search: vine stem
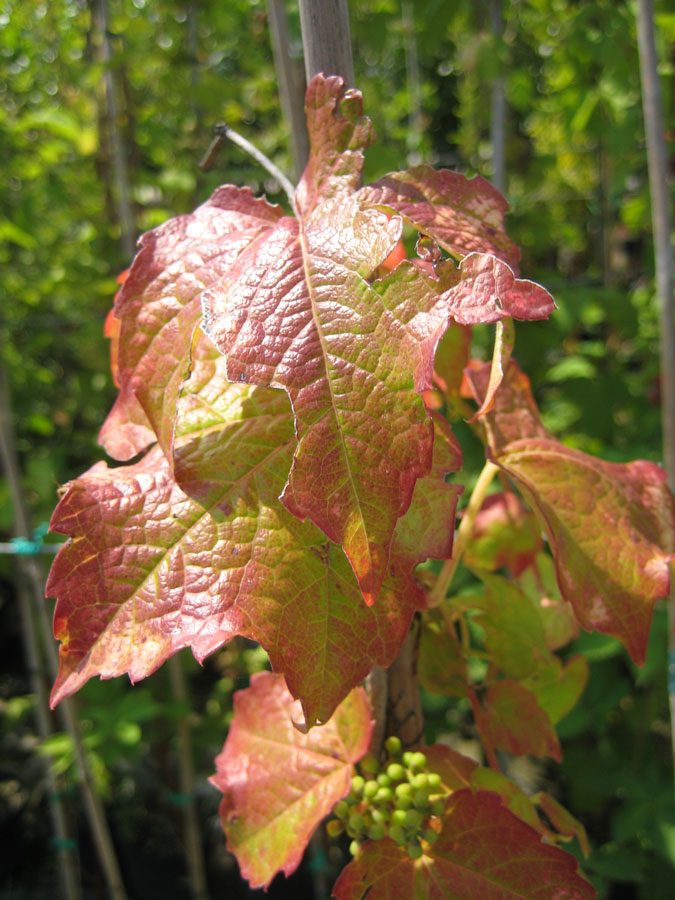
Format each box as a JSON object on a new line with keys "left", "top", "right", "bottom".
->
{"left": 428, "top": 459, "right": 499, "bottom": 608}
{"left": 200, "top": 124, "right": 297, "bottom": 214}
{"left": 467, "top": 688, "right": 501, "bottom": 772}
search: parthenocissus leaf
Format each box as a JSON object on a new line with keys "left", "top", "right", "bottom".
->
{"left": 199, "top": 74, "right": 553, "bottom": 603}
{"left": 332, "top": 787, "right": 595, "bottom": 900}
{"left": 48, "top": 333, "right": 461, "bottom": 725}
{"left": 467, "top": 360, "right": 675, "bottom": 664}
{"left": 210, "top": 672, "right": 372, "bottom": 890}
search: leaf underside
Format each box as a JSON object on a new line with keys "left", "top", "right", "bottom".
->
{"left": 467, "top": 360, "right": 674, "bottom": 664}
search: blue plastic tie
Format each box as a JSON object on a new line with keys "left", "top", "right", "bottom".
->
{"left": 11, "top": 522, "right": 49, "bottom": 555}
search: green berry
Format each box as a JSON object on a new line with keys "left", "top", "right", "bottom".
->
{"left": 404, "top": 809, "right": 422, "bottom": 829}
{"left": 374, "top": 787, "right": 393, "bottom": 804}
{"left": 368, "top": 823, "right": 386, "bottom": 840}
{"left": 423, "top": 828, "right": 439, "bottom": 844}
{"left": 348, "top": 812, "right": 365, "bottom": 833}
{"left": 410, "top": 752, "right": 427, "bottom": 771}
{"left": 351, "top": 775, "right": 365, "bottom": 795}
{"left": 388, "top": 824, "right": 406, "bottom": 845}
{"left": 430, "top": 798, "right": 445, "bottom": 817}
{"left": 326, "top": 819, "right": 344, "bottom": 837}
{"left": 411, "top": 773, "right": 429, "bottom": 790}
{"left": 407, "top": 842, "right": 423, "bottom": 860}
{"left": 413, "top": 789, "right": 431, "bottom": 809}
{"left": 349, "top": 839, "right": 361, "bottom": 857}
{"left": 395, "top": 782, "right": 412, "bottom": 799}
{"left": 360, "top": 755, "right": 379, "bottom": 775}
{"left": 363, "top": 779, "right": 379, "bottom": 798}
{"left": 333, "top": 800, "right": 349, "bottom": 819}
{"left": 371, "top": 807, "right": 387, "bottom": 824}
{"left": 385, "top": 736, "right": 402, "bottom": 756}
{"left": 402, "top": 751, "right": 415, "bottom": 767}
{"left": 391, "top": 809, "right": 407, "bottom": 826}
{"left": 386, "top": 762, "right": 405, "bottom": 782}
{"left": 376, "top": 773, "right": 392, "bottom": 787}
{"left": 427, "top": 773, "right": 442, "bottom": 790}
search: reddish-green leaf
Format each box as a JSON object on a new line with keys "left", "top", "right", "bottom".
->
{"left": 99, "top": 187, "right": 283, "bottom": 461}
{"left": 467, "top": 361, "right": 675, "bottom": 664}
{"left": 210, "top": 672, "right": 372, "bottom": 889}
{"left": 333, "top": 788, "right": 595, "bottom": 900}
{"left": 516, "top": 553, "right": 579, "bottom": 651}
{"left": 199, "top": 76, "right": 553, "bottom": 603}
{"left": 49, "top": 333, "right": 460, "bottom": 725}
{"left": 463, "top": 491, "right": 543, "bottom": 576}
{"left": 470, "top": 768, "right": 544, "bottom": 835}
{"left": 358, "top": 166, "right": 520, "bottom": 268}
{"left": 424, "top": 744, "right": 477, "bottom": 791}
{"left": 535, "top": 792, "right": 591, "bottom": 858}
{"left": 476, "top": 680, "right": 562, "bottom": 762}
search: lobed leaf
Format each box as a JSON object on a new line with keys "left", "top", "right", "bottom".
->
{"left": 333, "top": 788, "right": 595, "bottom": 900}
{"left": 358, "top": 165, "right": 521, "bottom": 268}
{"left": 467, "top": 360, "right": 675, "bottom": 664}
{"left": 99, "top": 185, "right": 283, "bottom": 460}
{"left": 199, "top": 76, "right": 552, "bottom": 603}
{"left": 210, "top": 672, "right": 372, "bottom": 890}
{"left": 49, "top": 333, "right": 460, "bottom": 725}
{"left": 476, "top": 680, "right": 562, "bottom": 762}
{"left": 463, "top": 573, "right": 555, "bottom": 680}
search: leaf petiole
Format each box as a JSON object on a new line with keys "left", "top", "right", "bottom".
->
{"left": 427, "top": 459, "right": 499, "bottom": 608}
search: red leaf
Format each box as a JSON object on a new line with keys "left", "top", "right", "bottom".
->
{"left": 333, "top": 789, "right": 595, "bottom": 900}
{"left": 210, "top": 672, "right": 372, "bottom": 890}
{"left": 358, "top": 165, "right": 521, "bottom": 268}
{"left": 48, "top": 334, "right": 460, "bottom": 725}
{"left": 199, "top": 76, "right": 551, "bottom": 604}
{"left": 476, "top": 680, "right": 562, "bottom": 762}
{"left": 467, "top": 360, "right": 675, "bottom": 664}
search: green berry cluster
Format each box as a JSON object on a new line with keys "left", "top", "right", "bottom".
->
{"left": 327, "top": 736, "right": 446, "bottom": 860}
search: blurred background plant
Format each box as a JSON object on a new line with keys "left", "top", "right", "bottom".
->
{"left": 0, "top": 1, "right": 673, "bottom": 897}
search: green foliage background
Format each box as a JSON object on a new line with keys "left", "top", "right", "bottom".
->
{"left": 0, "top": 0, "right": 673, "bottom": 897}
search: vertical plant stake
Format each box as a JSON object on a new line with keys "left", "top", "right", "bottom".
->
{"left": 47, "top": 76, "right": 674, "bottom": 898}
